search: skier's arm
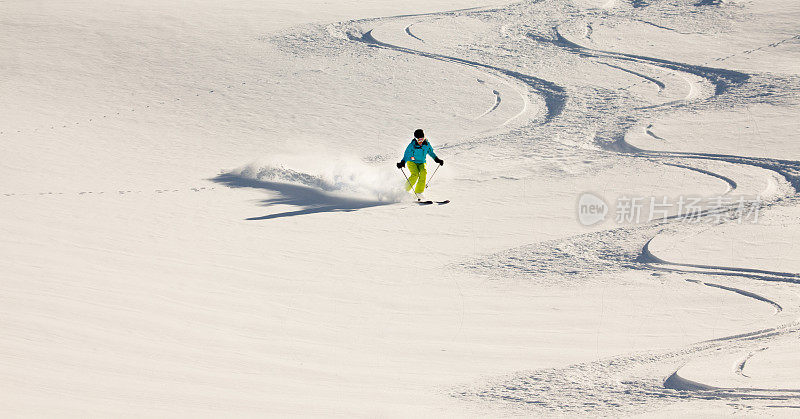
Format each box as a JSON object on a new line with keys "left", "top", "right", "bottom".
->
{"left": 426, "top": 143, "right": 438, "bottom": 160}
{"left": 427, "top": 144, "right": 443, "bottom": 165}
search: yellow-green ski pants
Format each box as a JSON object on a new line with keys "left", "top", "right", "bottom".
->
{"left": 405, "top": 161, "right": 427, "bottom": 194}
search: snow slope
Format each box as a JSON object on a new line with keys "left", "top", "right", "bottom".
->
{"left": 2, "top": 0, "right": 800, "bottom": 416}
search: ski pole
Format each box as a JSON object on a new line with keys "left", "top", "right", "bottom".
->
{"left": 399, "top": 167, "right": 422, "bottom": 200}
{"left": 425, "top": 163, "right": 442, "bottom": 188}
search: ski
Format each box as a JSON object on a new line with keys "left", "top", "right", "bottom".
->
{"left": 416, "top": 200, "right": 449, "bottom": 205}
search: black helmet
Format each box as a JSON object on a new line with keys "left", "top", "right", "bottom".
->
{"left": 413, "top": 129, "right": 425, "bottom": 139}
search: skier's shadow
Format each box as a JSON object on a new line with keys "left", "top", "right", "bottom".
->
{"left": 211, "top": 173, "right": 391, "bottom": 220}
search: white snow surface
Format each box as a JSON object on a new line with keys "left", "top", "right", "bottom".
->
{"left": 2, "top": 0, "right": 800, "bottom": 416}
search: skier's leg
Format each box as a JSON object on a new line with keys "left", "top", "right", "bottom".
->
{"left": 414, "top": 163, "right": 427, "bottom": 194}
{"left": 405, "top": 161, "right": 419, "bottom": 191}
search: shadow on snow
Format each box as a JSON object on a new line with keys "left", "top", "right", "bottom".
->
{"left": 211, "top": 173, "right": 392, "bottom": 220}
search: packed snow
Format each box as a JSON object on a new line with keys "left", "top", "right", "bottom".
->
{"left": 2, "top": 0, "right": 799, "bottom": 416}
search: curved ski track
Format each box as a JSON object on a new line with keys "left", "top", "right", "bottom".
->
{"left": 404, "top": 24, "right": 425, "bottom": 43}
{"left": 349, "top": 26, "right": 567, "bottom": 123}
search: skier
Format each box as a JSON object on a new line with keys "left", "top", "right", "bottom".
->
{"left": 396, "top": 129, "right": 444, "bottom": 200}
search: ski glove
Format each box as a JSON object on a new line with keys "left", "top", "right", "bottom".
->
{"left": 434, "top": 158, "right": 444, "bottom": 165}
{"left": 396, "top": 161, "right": 405, "bottom": 169}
